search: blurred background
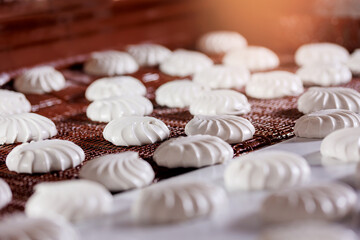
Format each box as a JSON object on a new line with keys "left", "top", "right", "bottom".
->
{"left": 0, "top": 0, "right": 359, "bottom": 72}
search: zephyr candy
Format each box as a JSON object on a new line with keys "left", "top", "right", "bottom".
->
{"left": 25, "top": 180, "right": 113, "bottom": 222}
{"left": 193, "top": 65, "right": 250, "bottom": 89}
{"left": 15, "top": 66, "right": 66, "bottom": 94}
{"left": 224, "top": 150, "right": 310, "bottom": 191}
{"left": 0, "top": 214, "right": 79, "bottom": 240}
{"left": 84, "top": 50, "right": 139, "bottom": 76}
{"left": 86, "top": 95, "right": 153, "bottom": 122}
{"left": 297, "top": 87, "right": 360, "bottom": 114}
{"left": 261, "top": 182, "right": 357, "bottom": 222}
{"left": 223, "top": 46, "right": 279, "bottom": 71}
{"left": 103, "top": 116, "right": 169, "bottom": 146}
{"left": 185, "top": 115, "right": 255, "bottom": 144}
{"left": 197, "top": 31, "right": 247, "bottom": 54}
{"left": 132, "top": 181, "right": 227, "bottom": 224}
{"left": 0, "top": 178, "right": 11, "bottom": 210}
{"left": 189, "top": 89, "right": 251, "bottom": 115}
{"left": 80, "top": 152, "right": 155, "bottom": 191}
{"left": 153, "top": 135, "right": 233, "bottom": 168}
{"left": 85, "top": 76, "right": 146, "bottom": 101}
{"left": 155, "top": 80, "right": 208, "bottom": 108}
{"left": 0, "top": 113, "right": 57, "bottom": 144}
{"left": 295, "top": 43, "right": 349, "bottom": 66}
{"left": 294, "top": 109, "right": 360, "bottom": 138}
{"left": 159, "top": 49, "right": 213, "bottom": 77}
{"left": 245, "top": 71, "right": 304, "bottom": 99}
{"left": 0, "top": 89, "right": 31, "bottom": 115}
{"left": 321, "top": 127, "right": 360, "bottom": 164}
{"left": 6, "top": 139, "right": 85, "bottom": 174}
{"left": 126, "top": 43, "right": 171, "bottom": 67}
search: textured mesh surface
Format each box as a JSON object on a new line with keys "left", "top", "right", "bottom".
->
{"left": 0, "top": 56, "right": 359, "bottom": 216}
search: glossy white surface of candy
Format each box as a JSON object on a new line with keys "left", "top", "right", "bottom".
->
{"left": 185, "top": 115, "right": 255, "bottom": 144}
{"left": 0, "top": 178, "right": 11, "bottom": 210}
{"left": 0, "top": 214, "right": 79, "bottom": 240}
{"left": 159, "top": 49, "right": 213, "bottom": 77}
{"left": 297, "top": 87, "right": 360, "bottom": 114}
{"left": 153, "top": 135, "right": 233, "bottom": 168}
{"left": 321, "top": 127, "right": 360, "bottom": 164}
{"left": 84, "top": 50, "right": 139, "bottom": 76}
{"left": 296, "top": 63, "right": 352, "bottom": 86}
{"left": 261, "top": 182, "right": 357, "bottom": 222}
{"left": 0, "top": 113, "right": 57, "bottom": 144}
{"left": 223, "top": 46, "right": 279, "bottom": 71}
{"left": 86, "top": 95, "right": 153, "bottom": 122}
{"left": 295, "top": 43, "right": 350, "bottom": 66}
{"left": 6, "top": 139, "right": 85, "bottom": 174}
{"left": 103, "top": 116, "right": 170, "bottom": 146}
{"left": 189, "top": 89, "right": 251, "bottom": 115}
{"left": 245, "top": 71, "right": 304, "bottom": 99}
{"left": 197, "top": 31, "right": 247, "bottom": 54}
{"left": 79, "top": 152, "right": 155, "bottom": 191}
{"left": 155, "top": 80, "right": 208, "bottom": 108}
{"left": 132, "top": 181, "right": 227, "bottom": 224}
{"left": 294, "top": 109, "right": 360, "bottom": 138}
{"left": 25, "top": 180, "right": 113, "bottom": 222}
{"left": 126, "top": 43, "right": 171, "bottom": 67}
{"left": 14, "top": 66, "right": 66, "bottom": 94}
{"left": 85, "top": 76, "right": 146, "bottom": 101}
{"left": 193, "top": 65, "right": 250, "bottom": 89}
{"left": 224, "top": 150, "right": 310, "bottom": 191}
{"left": 0, "top": 89, "right": 31, "bottom": 115}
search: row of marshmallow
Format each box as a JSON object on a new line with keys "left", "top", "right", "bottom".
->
{"left": 10, "top": 37, "right": 360, "bottom": 97}
{"left": 85, "top": 84, "right": 360, "bottom": 123}
{"left": 1, "top": 148, "right": 359, "bottom": 236}
{"left": 1, "top": 107, "right": 359, "bottom": 169}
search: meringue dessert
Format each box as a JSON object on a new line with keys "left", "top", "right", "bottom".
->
{"left": 192, "top": 65, "right": 250, "bottom": 89}
{"left": 126, "top": 43, "right": 171, "bottom": 67}
{"left": 14, "top": 66, "right": 66, "bottom": 94}
{"left": 155, "top": 80, "right": 208, "bottom": 108}
{"left": 189, "top": 89, "right": 251, "bottom": 115}
{"left": 294, "top": 109, "right": 360, "bottom": 138}
{"left": 295, "top": 43, "right": 350, "bottom": 66}
{"left": 86, "top": 95, "right": 153, "bottom": 122}
{"left": 0, "top": 89, "right": 31, "bottom": 115}
{"left": 197, "top": 31, "right": 247, "bottom": 54}
{"left": 84, "top": 50, "right": 139, "bottom": 76}
{"left": 261, "top": 182, "right": 357, "bottom": 222}
{"left": 0, "top": 178, "right": 11, "bottom": 210}
{"left": 0, "top": 214, "right": 79, "bottom": 240}
{"left": 25, "top": 180, "right": 113, "bottom": 222}
{"left": 132, "top": 181, "right": 227, "bottom": 224}
{"left": 159, "top": 49, "right": 213, "bottom": 77}
{"left": 103, "top": 116, "right": 170, "bottom": 146}
{"left": 6, "top": 139, "right": 85, "bottom": 174}
{"left": 223, "top": 46, "right": 279, "bottom": 71}
{"left": 153, "top": 135, "right": 233, "bottom": 168}
{"left": 297, "top": 87, "right": 360, "bottom": 114}
{"left": 79, "top": 152, "right": 155, "bottom": 191}
{"left": 347, "top": 49, "right": 360, "bottom": 75}
{"left": 85, "top": 76, "right": 146, "bottom": 101}
{"left": 0, "top": 113, "right": 57, "bottom": 144}
{"left": 185, "top": 115, "right": 255, "bottom": 144}
{"left": 296, "top": 63, "right": 352, "bottom": 86}
{"left": 224, "top": 150, "right": 310, "bottom": 191}
{"left": 320, "top": 127, "right": 360, "bottom": 164}
{"left": 245, "top": 71, "right": 304, "bottom": 99}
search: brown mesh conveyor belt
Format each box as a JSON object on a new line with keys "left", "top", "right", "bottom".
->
{"left": 0, "top": 56, "right": 359, "bottom": 216}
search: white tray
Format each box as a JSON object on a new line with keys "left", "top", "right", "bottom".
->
{"left": 76, "top": 137, "right": 360, "bottom": 240}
